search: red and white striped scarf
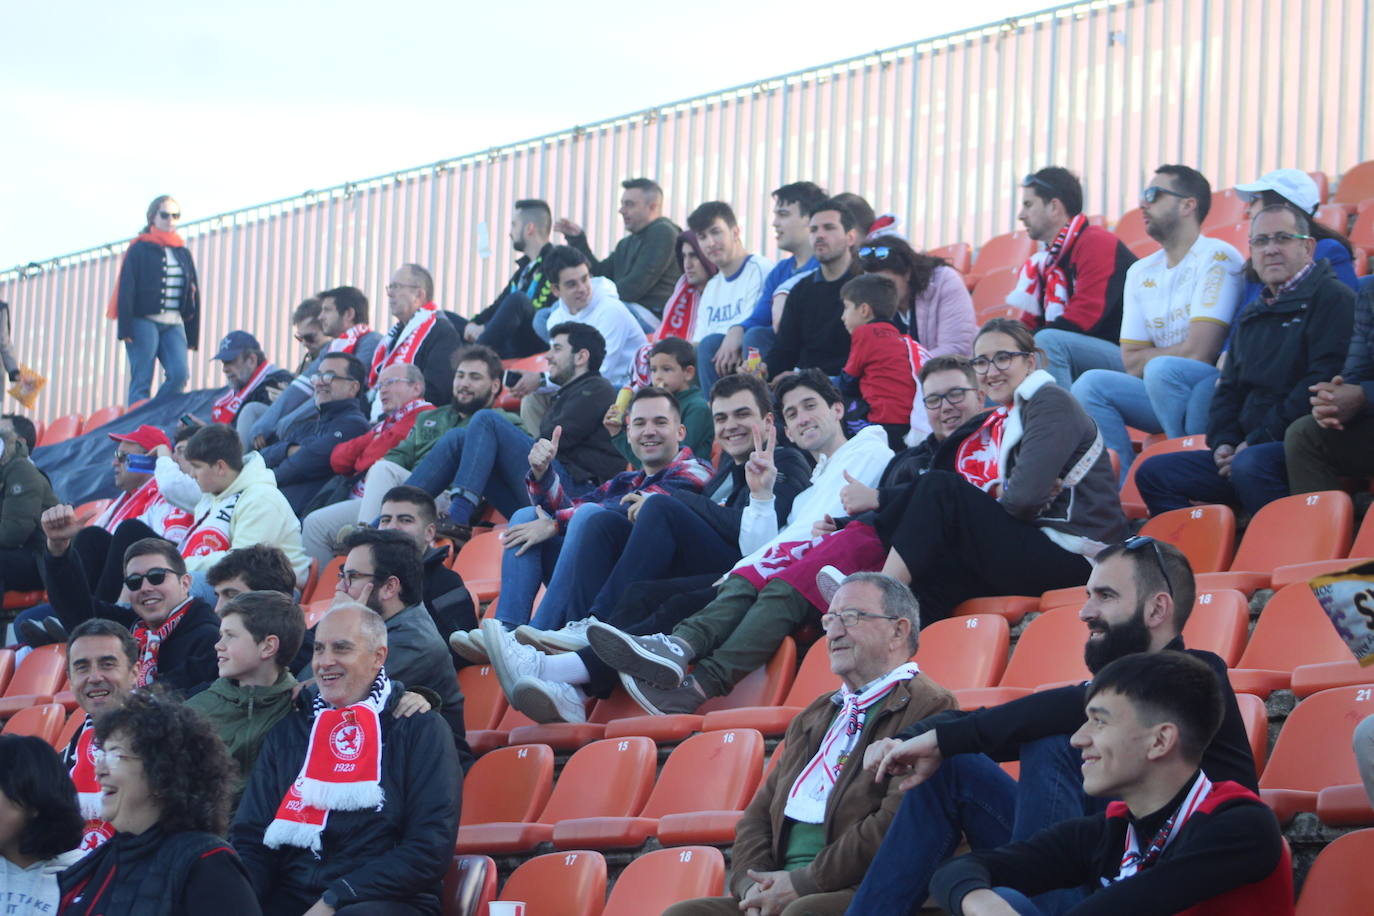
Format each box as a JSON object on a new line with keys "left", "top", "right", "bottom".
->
{"left": 70, "top": 722, "right": 116, "bottom": 852}
{"left": 954, "top": 408, "right": 1008, "bottom": 493}
{"left": 211, "top": 360, "right": 279, "bottom": 424}
{"left": 131, "top": 601, "right": 191, "bottom": 687}
{"left": 784, "top": 662, "right": 920, "bottom": 823}
{"left": 349, "top": 398, "right": 433, "bottom": 496}
{"left": 1008, "top": 213, "right": 1088, "bottom": 324}
{"left": 1114, "top": 772, "right": 1213, "bottom": 881}
{"left": 328, "top": 323, "right": 373, "bottom": 355}
{"left": 369, "top": 303, "right": 440, "bottom": 387}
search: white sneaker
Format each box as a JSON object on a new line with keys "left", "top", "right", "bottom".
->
{"left": 482, "top": 618, "right": 545, "bottom": 698}
{"left": 511, "top": 675, "right": 587, "bottom": 724}
{"left": 449, "top": 628, "right": 489, "bottom": 664}
{"left": 514, "top": 616, "right": 599, "bottom": 652}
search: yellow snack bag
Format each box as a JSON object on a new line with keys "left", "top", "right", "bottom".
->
{"left": 1309, "top": 560, "right": 1374, "bottom": 667}
{"left": 6, "top": 366, "right": 46, "bottom": 409}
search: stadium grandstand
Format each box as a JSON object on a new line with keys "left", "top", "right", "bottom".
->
{"left": 2, "top": 0, "right": 1374, "bottom": 912}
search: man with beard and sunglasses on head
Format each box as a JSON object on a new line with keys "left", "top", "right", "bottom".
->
{"left": 842, "top": 537, "right": 1258, "bottom": 915}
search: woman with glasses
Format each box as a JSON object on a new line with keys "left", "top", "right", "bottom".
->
{"left": 871, "top": 318, "right": 1126, "bottom": 623}
{"left": 0, "top": 735, "right": 84, "bottom": 913}
{"left": 858, "top": 236, "right": 977, "bottom": 357}
{"left": 109, "top": 195, "right": 201, "bottom": 405}
{"left": 58, "top": 690, "right": 260, "bottom": 916}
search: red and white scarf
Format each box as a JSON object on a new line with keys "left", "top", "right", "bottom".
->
{"left": 784, "top": 663, "right": 920, "bottom": 823}
{"left": 69, "top": 721, "right": 116, "bottom": 851}
{"left": 904, "top": 337, "right": 934, "bottom": 442}
{"left": 328, "top": 323, "right": 373, "bottom": 355}
{"left": 263, "top": 670, "right": 391, "bottom": 852}
{"left": 369, "top": 303, "right": 440, "bottom": 387}
{"left": 629, "top": 278, "right": 703, "bottom": 387}
{"left": 180, "top": 490, "right": 240, "bottom": 559}
{"left": 211, "top": 360, "right": 279, "bottom": 424}
{"left": 349, "top": 398, "right": 433, "bottom": 496}
{"left": 97, "top": 478, "right": 193, "bottom": 542}
{"left": 1113, "top": 773, "right": 1213, "bottom": 882}
{"left": 95, "top": 486, "right": 154, "bottom": 532}
{"left": 955, "top": 408, "right": 1008, "bottom": 493}
{"left": 1008, "top": 213, "right": 1088, "bottom": 325}
{"left": 131, "top": 601, "right": 191, "bottom": 687}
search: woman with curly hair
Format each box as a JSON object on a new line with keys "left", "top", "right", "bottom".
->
{"left": 0, "top": 735, "right": 84, "bottom": 911}
{"left": 57, "top": 690, "right": 260, "bottom": 916}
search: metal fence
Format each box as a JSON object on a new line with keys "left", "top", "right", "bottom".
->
{"left": 3, "top": 0, "right": 1371, "bottom": 422}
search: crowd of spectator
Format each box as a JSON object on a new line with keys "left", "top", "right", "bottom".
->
{"left": 3, "top": 162, "right": 1372, "bottom": 915}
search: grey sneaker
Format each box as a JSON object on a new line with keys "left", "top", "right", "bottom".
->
{"left": 511, "top": 675, "right": 587, "bottom": 724}
{"left": 621, "top": 672, "right": 707, "bottom": 716}
{"left": 514, "top": 616, "right": 598, "bottom": 652}
{"left": 586, "top": 621, "right": 692, "bottom": 689}
{"left": 482, "top": 618, "right": 545, "bottom": 698}
{"left": 448, "top": 628, "right": 490, "bottom": 664}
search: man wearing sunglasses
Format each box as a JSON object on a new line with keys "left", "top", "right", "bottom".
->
{"left": 1007, "top": 167, "right": 1136, "bottom": 389}
{"left": 1071, "top": 166, "right": 1246, "bottom": 486}
{"left": 1135, "top": 204, "right": 1355, "bottom": 517}
{"left": 847, "top": 537, "right": 1258, "bottom": 914}
{"left": 237, "top": 299, "right": 334, "bottom": 449}
{"left": 40, "top": 521, "right": 219, "bottom": 694}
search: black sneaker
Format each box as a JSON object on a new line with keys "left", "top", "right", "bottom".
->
{"left": 621, "top": 672, "right": 707, "bottom": 716}
{"left": 17, "top": 618, "right": 57, "bottom": 647}
{"left": 585, "top": 621, "right": 692, "bottom": 689}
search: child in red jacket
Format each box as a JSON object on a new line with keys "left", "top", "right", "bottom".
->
{"left": 839, "top": 273, "right": 931, "bottom": 451}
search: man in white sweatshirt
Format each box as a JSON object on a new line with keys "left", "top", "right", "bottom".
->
{"left": 584, "top": 369, "right": 893, "bottom": 715}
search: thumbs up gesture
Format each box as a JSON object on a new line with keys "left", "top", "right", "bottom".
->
{"left": 840, "top": 469, "right": 879, "bottom": 516}
{"left": 528, "top": 425, "right": 563, "bottom": 478}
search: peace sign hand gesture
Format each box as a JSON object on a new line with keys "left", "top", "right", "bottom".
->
{"left": 745, "top": 424, "right": 778, "bottom": 500}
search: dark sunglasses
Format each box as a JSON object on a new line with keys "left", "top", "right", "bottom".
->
{"left": 158, "top": 210, "right": 181, "bottom": 220}
{"left": 858, "top": 245, "right": 892, "bottom": 260}
{"left": 1140, "top": 185, "right": 1192, "bottom": 205}
{"left": 123, "top": 567, "right": 177, "bottom": 591}
{"left": 1123, "top": 536, "right": 1175, "bottom": 597}
{"left": 295, "top": 332, "right": 322, "bottom": 345}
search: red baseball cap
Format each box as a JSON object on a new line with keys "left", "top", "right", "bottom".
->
{"left": 108, "top": 424, "right": 171, "bottom": 452}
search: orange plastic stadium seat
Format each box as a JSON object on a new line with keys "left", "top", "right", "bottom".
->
{"left": 954, "top": 606, "right": 1091, "bottom": 709}
{"left": 457, "top": 736, "right": 656, "bottom": 854}
{"left": 496, "top": 850, "right": 606, "bottom": 916}
{"left": 1332, "top": 159, "right": 1374, "bottom": 205}
{"left": 457, "top": 665, "right": 509, "bottom": 732}
{"left": 970, "top": 266, "right": 1022, "bottom": 320}
{"left": 1235, "top": 692, "right": 1269, "bottom": 774}
{"left": 927, "top": 242, "right": 971, "bottom": 275}
{"left": 1195, "top": 490, "right": 1353, "bottom": 594}
{"left": 605, "top": 637, "right": 797, "bottom": 744}
{"left": 36, "top": 413, "right": 83, "bottom": 448}
{"left": 1308, "top": 170, "right": 1330, "bottom": 204}
{"left": 951, "top": 595, "right": 1039, "bottom": 625}
{"left": 441, "top": 854, "right": 497, "bottom": 916}
{"left": 74, "top": 499, "right": 113, "bottom": 526}
{"left": 1314, "top": 782, "right": 1374, "bottom": 828}
{"left": 53, "top": 690, "right": 77, "bottom": 714}
{"left": 1127, "top": 236, "right": 1161, "bottom": 259}
{"left": 465, "top": 704, "right": 537, "bottom": 757}
{"left": 55, "top": 708, "right": 85, "bottom": 753}
{"left": 0, "top": 649, "right": 13, "bottom": 694}
{"left": 1258, "top": 684, "right": 1374, "bottom": 824}
{"left": 1, "top": 703, "right": 65, "bottom": 743}
{"left": 451, "top": 532, "right": 503, "bottom": 604}
{"left": 1355, "top": 247, "right": 1370, "bottom": 277}
{"left": 0, "top": 645, "right": 68, "bottom": 719}
{"left": 1039, "top": 585, "right": 1086, "bottom": 612}
{"left": 914, "top": 614, "right": 1011, "bottom": 691}
{"left": 602, "top": 847, "right": 725, "bottom": 916}
{"left": 507, "top": 686, "right": 645, "bottom": 751}
{"left": 968, "top": 231, "right": 1034, "bottom": 284}
{"left": 701, "top": 638, "right": 836, "bottom": 735}
{"left": 553, "top": 728, "right": 764, "bottom": 849}
{"left": 1295, "top": 828, "right": 1374, "bottom": 914}
{"left": 1315, "top": 203, "right": 1351, "bottom": 233}
{"left": 455, "top": 744, "right": 554, "bottom": 851}
{"left": 1270, "top": 557, "right": 1371, "bottom": 590}
{"left": 1228, "top": 583, "right": 1355, "bottom": 697}
{"left": 1349, "top": 204, "right": 1374, "bottom": 251}
{"left": 1138, "top": 505, "right": 1237, "bottom": 574}
{"left": 1179, "top": 590, "right": 1249, "bottom": 668}
{"left": 1203, "top": 221, "right": 1251, "bottom": 254}
{"left": 1201, "top": 189, "right": 1248, "bottom": 230}
{"left": 80, "top": 405, "right": 125, "bottom": 434}
{"left": 1113, "top": 208, "right": 1150, "bottom": 248}
{"left": 1119, "top": 435, "right": 1210, "bottom": 519}
{"left": 302, "top": 556, "right": 344, "bottom": 605}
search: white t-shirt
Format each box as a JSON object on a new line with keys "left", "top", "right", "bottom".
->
{"left": 692, "top": 254, "right": 775, "bottom": 341}
{"left": 1119, "top": 234, "right": 1245, "bottom": 348}
{"left": 544, "top": 277, "right": 649, "bottom": 388}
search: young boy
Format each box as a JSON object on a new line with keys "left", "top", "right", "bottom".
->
{"left": 839, "top": 273, "right": 931, "bottom": 451}
{"left": 186, "top": 590, "right": 304, "bottom": 794}
{"left": 605, "top": 337, "right": 712, "bottom": 466}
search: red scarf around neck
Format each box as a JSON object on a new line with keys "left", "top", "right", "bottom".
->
{"left": 369, "top": 303, "right": 440, "bottom": 386}
{"left": 954, "top": 408, "right": 1008, "bottom": 493}
{"left": 211, "top": 359, "right": 278, "bottom": 424}
{"left": 105, "top": 229, "right": 187, "bottom": 320}
{"left": 69, "top": 721, "right": 116, "bottom": 851}
{"left": 132, "top": 601, "right": 191, "bottom": 686}
{"left": 328, "top": 323, "right": 373, "bottom": 355}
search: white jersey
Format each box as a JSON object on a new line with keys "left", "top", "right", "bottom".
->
{"left": 1119, "top": 235, "right": 1245, "bottom": 348}
{"left": 692, "top": 254, "right": 775, "bottom": 341}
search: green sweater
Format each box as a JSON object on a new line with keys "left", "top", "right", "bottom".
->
{"left": 613, "top": 385, "right": 713, "bottom": 468}
{"left": 383, "top": 405, "right": 525, "bottom": 470}
{"left": 186, "top": 668, "right": 297, "bottom": 795}
{"left": 568, "top": 216, "right": 683, "bottom": 315}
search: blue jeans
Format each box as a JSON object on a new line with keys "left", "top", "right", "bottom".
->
{"left": 697, "top": 326, "right": 775, "bottom": 398}
{"left": 845, "top": 753, "right": 1017, "bottom": 914}
{"left": 1033, "top": 329, "right": 1123, "bottom": 389}
{"left": 526, "top": 503, "right": 634, "bottom": 630}
{"left": 1071, "top": 370, "right": 1160, "bottom": 486}
{"left": 124, "top": 318, "right": 189, "bottom": 404}
{"left": 1143, "top": 356, "right": 1218, "bottom": 438}
{"left": 994, "top": 889, "right": 1047, "bottom": 916}
{"left": 1134, "top": 442, "right": 1288, "bottom": 517}
{"left": 495, "top": 503, "right": 620, "bottom": 628}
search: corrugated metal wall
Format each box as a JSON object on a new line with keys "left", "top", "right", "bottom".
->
{"left": 3, "top": 0, "right": 1371, "bottom": 422}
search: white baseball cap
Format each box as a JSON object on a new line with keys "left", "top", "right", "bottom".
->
{"left": 1233, "top": 169, "right": 1320, "bottom": 216}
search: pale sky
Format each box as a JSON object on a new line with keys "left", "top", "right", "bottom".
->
{"left": 3, "top": 0, "right": 1045, "bottom": 266}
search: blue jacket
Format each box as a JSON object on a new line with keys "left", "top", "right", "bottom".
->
{"left": 737, "top": 255, "right": 819, "bottom": 330}
{"left": 260, "top": 398, "right": 370, "bottom": 513}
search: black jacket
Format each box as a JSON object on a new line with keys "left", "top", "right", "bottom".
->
{"left": 422, "top": 543, "right": 477, "bottom": 640}
{"left": 115, "top": 240, "right": 202, "bottom": 348}
{"left": 41, "top": 549, "right": 220, "bottom": 695}
{"left": 230, "top": 684, "right": 460, "bottom": 915}
{"left": 59, "top": 824, "right": 260, "bottom": 916}
{"left": 543, "top": 371, "right": 623, "bottom": 485}
{"left": 669, "top": 446, "right": 811, "bottom": 550}
{"left": 472, "top": 243, "right": 558, "bottom": 325}
{"left": 259, "top": 398, "right": 371, "bottom": 515}
{"left": 1208, "top": 259, "right": 1356, "bottom": 450}
{"left": 766, "top": 266, "right": 859, "bottom": 378}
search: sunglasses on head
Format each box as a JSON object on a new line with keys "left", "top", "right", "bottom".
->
{"left": 123, "top": 567, "right": 178, "bottom": 591}
{"left": 1122, "top": 536, "right": 1175, "bottom": 597}
{"left": 858, "top": 245, "right": 892, "bottom": 260}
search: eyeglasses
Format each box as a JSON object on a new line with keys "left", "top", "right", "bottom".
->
{"left": 312, "top": 370, "right": 351, "bottom": 385}
{"left": 379, "top": 376, "right": 412, "bottom": 387}
{"left": 295, "top": 332, "right": 321, "bottom": 345}
{"left": 820, "top": 609, "right": 902, "bottom": 629}
{"left": 123, "top": 568, "right": 177, "bottom": 591}
{"left": 1249, "top": 232, "right": 1314, "bottom": 249}
{"left": 384, "top": 282, "right": 421, "bottom": 293}
{"left": 857, "top": 245, "right": 892, "bottom": 260}
{"left": 1123, "top": 535, "right": 1175, "bottom": 598}
{"left": 922, "top": 386, "right": 978, "bottom": 409}
{"left": 91, "top": 747, "right": 142, "bottom": 767}
{"left": 970, "top": 351, "right": 1032, "bottom": 374}
{"left": 337, "top": 568, "right": 378, "bottom": 588}
{"left": 158, "top": 211, "right": 180, "bottom": 220}
{"left": 1140, "top": 185, "right": 1192, "bottom": 204}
